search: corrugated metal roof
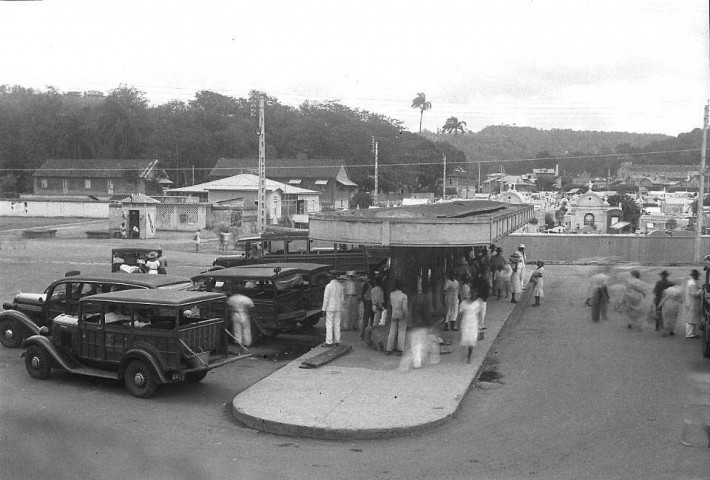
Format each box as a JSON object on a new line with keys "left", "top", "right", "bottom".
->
{"left": 34, "top": 159, "right": 159, "bottom": 178}
{"left": 333, "top": 200, "right": 507, "bottom": 219}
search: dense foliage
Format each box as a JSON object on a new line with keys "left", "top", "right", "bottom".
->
{"left": 421, "top": 125, "right": 707, "bottom": 179}
{"left": 0, "top": 85, "right": 466, "bottom": 194}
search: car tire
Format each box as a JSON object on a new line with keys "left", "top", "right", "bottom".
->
{"left": 185, "top": 371, "right": 208, "bottom": 383}
{"left": 0, "top": 319, "right": 22, "bottom": 349}
{"left": 299, "top": 316, "right": 320, "bottom": 328}
{"left": 124, "top": 360, "right": 158, "bottom": 398}
{"left": 25, "top": 345, "right": 52, "bottom": 379}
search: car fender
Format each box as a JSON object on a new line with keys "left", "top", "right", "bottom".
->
{"left": 0, "top": 309, "right": 40, "bottom": 337}
{"left": 21, "top": 335, "right": 71, "bottom": 370}
{"left": 120, "top": 347, "right": 170, "bottom": 384}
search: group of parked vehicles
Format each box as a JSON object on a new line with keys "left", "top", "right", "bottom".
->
{"left": 1, "top": 232, "right": 384, "bottom": 398}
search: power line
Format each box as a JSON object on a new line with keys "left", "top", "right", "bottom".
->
{"left": 2, "top": 148, "right": 703, "bottom": 173}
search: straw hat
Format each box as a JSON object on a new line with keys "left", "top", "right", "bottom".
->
{"left": 148, "top": 251, "right": 158, "bottom": 259}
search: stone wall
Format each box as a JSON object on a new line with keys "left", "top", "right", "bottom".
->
{"left": 499, "top": 233, "right": 710, "bottom": 265}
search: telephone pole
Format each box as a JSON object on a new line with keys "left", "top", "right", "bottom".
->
{"left": 372, "top": 137, "right": 379, "bottom": 204}
{"left": 442, "top": 154, "right": 447, "bottom": 199}
{"left": 257, "top": 96, "right": 266, "bottom": 233}
{"left": 695, "top": 103, "right": 709, "bottom": 262}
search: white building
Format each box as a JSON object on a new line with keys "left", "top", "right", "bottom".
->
{"left": 165, "top": 174, "right": 321, "bottom": 226}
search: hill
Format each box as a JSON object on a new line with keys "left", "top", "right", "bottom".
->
{"left": 421, "top": 125, "right": 677, "bottom": 177}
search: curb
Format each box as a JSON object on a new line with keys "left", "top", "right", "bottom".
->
{"left": 231, "top": 288, "right": 531, "bottom": 440}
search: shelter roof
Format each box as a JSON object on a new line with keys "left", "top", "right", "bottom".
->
{"left": 310, "top": 200, "right": 534, "bottom": 247}
{"left": 115, "top": 193, "right": 160, "bottom": 204}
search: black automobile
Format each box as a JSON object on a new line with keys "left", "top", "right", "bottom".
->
{"left": 0, "top": 272, "right": 193, "bottom": 348}
{"left": 22, "top": 289, "right": 250, "bottom": 398}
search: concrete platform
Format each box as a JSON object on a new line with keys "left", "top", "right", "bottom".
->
{"left": 232, "top": 287, "right": 529, "bottom": 439}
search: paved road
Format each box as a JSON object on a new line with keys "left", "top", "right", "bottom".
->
{"left": 1, "top": 230, "right": 709, "bottom": 479}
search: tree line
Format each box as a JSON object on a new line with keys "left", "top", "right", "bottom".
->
{"left": 0, "top": 85, "right": 466, "bottom": 196}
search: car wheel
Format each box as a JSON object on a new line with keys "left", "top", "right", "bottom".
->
{"left": 0, "top": 319, "right": 22, "bottom": 348}
{"left": 124, "top": 360, "right": 158, "bottom": 398}
{"left": 25, "top": 345, "right": 51, "bottom": 379}
{"left": 299, "top": 317, "right": 320, "bottom": 328}
{"left": 703, "top": 323, "right": 710, "bottom": 359}
{"left": 185, "top": 371, "right": 208, "bottom": 383}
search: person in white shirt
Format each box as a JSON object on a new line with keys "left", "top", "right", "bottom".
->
{"left": 321, "top": 274, "right": 344, "bottom": 347}
{"left": 228, "top": 294, "right": 255, "bottom": 347}
{"left": 145, "top": 251, "right": 160, "bottom": 274}
{"left": 386, "top": 280, "right": 409, "bottom": 355}
{"left": 684, "top": 269, "right": 702, "bottom": 339}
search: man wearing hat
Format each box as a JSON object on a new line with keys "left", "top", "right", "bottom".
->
{"left": 653, "top": 270, "right": 674, "bottom": 331}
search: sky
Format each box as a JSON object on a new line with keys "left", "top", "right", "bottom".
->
{"left": 1, "top": 0, "right": 709, "bottom": 136}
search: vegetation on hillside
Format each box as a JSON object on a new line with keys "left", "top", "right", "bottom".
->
{"left": 0, "top": 85, "right": 465, "bottom": 195}
{"left": 421, "top": 125, "right": 707, "bottom": 179}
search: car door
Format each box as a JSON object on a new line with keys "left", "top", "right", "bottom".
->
{"left": 44, "top": 282, "right": 69, "bottom": 324}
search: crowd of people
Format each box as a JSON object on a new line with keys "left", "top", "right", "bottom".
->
{"left": 315, "top": 243, "right": 547, "bottom": 367}
{"left": 589, "top": 260, "right": 707, "bottom": 339}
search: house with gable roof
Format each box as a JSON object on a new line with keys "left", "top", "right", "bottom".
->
{"left": 165, "top": 173, "right": 321, "bottom": 227}
{"left": 33, "top": 159, "right": 170, "bottom": 199}
{"left": 208, "top": 157, "right": 358, "bottom": 210}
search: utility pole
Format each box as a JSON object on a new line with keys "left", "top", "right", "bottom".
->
{"left": 695, "top": 103, "right": 709, "bottom": 262}
{"left": 257, "top": 96, "right": 267, "bottom": 233}
{"left": 442, "top": 154, "right": 447, "bottom": 199}
{"left": 373, "top": 136, "right": 379, "bottom": 203}
{"left": 477, "top": 162, "right": 481, "bottom": 194}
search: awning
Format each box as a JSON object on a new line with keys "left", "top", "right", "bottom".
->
{"left": 609, "top": 221, "right": 630, "bottom": 230}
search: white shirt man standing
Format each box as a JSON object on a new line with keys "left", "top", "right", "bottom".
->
{"left": 321, "top": 274, "right": 345, "bottom": 347}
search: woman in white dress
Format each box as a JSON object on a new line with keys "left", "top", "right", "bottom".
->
{"left": 531, "top": 261, "right": 544, "bottom": 306}
{"left": 457, "top": 284, "right": 482, "bottom": 364}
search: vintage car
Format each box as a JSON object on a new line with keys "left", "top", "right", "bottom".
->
{"left": 211, "top": 228, "right": 388, "bottom": 276}
{"left": 191, "top": 263, "right": 332, "bottom": 340}
{"left": 111, "top": 247, "right": 163, "bottom": 273}
{"left": 1, "top": 272, "right": 193, "bottom": 348}
{"left": 22, "top": 289, "right": 250, "bottom": 398}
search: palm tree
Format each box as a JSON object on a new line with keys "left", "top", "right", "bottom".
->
{"left": 411, "top": 92, "right": 432, "bottom": 133}
{"left": 442, "top": 116, "right": 467, "bottom": 135}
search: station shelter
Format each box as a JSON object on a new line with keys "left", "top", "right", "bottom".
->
{"left": 309, "top": 200, "right": 534, "bottom": 326}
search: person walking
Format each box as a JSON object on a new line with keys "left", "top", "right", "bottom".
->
{"left": 157, "top": 253, "right": 168, "bottom": 275}
{"left": 359, "top": 277, "right": 375, "bottom": 340}
{"left": 473, "top": 272, "right": 491, "bottom": 333}
{"left": 684, "top": 269, "right": 702, "bottom": 339}
{"left": 227, "top": 293, "right": 255, "bottom": 347}
{"left": 370, "top": 278, "right": 386, "bottom": 326}
{"left": 623, "top": 269, "right": 647, "bottom": 330}
{"left": 530, "top": 261, "right": 545, "bottom": 306}
{"left": 443, "top": 271, "right": 460, "bottom": 331}
{"left": 498, "top": 261, "right": 512, "bottom": 299}
{"left": 589, "top": 268, "right": 610, "bottom": 322}
{"left": 653, "top": 270, "right": 674, "bottom": 331}
{"left": 341, "top": 271, "right": 360, "bottom": 331}
{"left": 321, "top": 273, "right": 344, "bottom": 347}
{"left": 517, "top": 244, "right": 527, "bottom": 288}
{"left": 193, "top": 229, "right": 202, "bottom": 252}
{"left": 457, "top": 284, "right": 482, "bottom": 364}
{"left": 509, "top": 253, "right": 522, "bottom": 303}
{"left": 385, "top": 280, "right": 409, "bottom": 355}
{"left": 659, "top": 284, "right": 683, "bottom": 337}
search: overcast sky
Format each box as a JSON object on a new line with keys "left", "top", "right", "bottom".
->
{"left": 2, "top": 0, "right": 708, "bottom": 135}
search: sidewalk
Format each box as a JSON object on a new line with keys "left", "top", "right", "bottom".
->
{"left": 232, "top": 287, "right": 530, "bottom": 439}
